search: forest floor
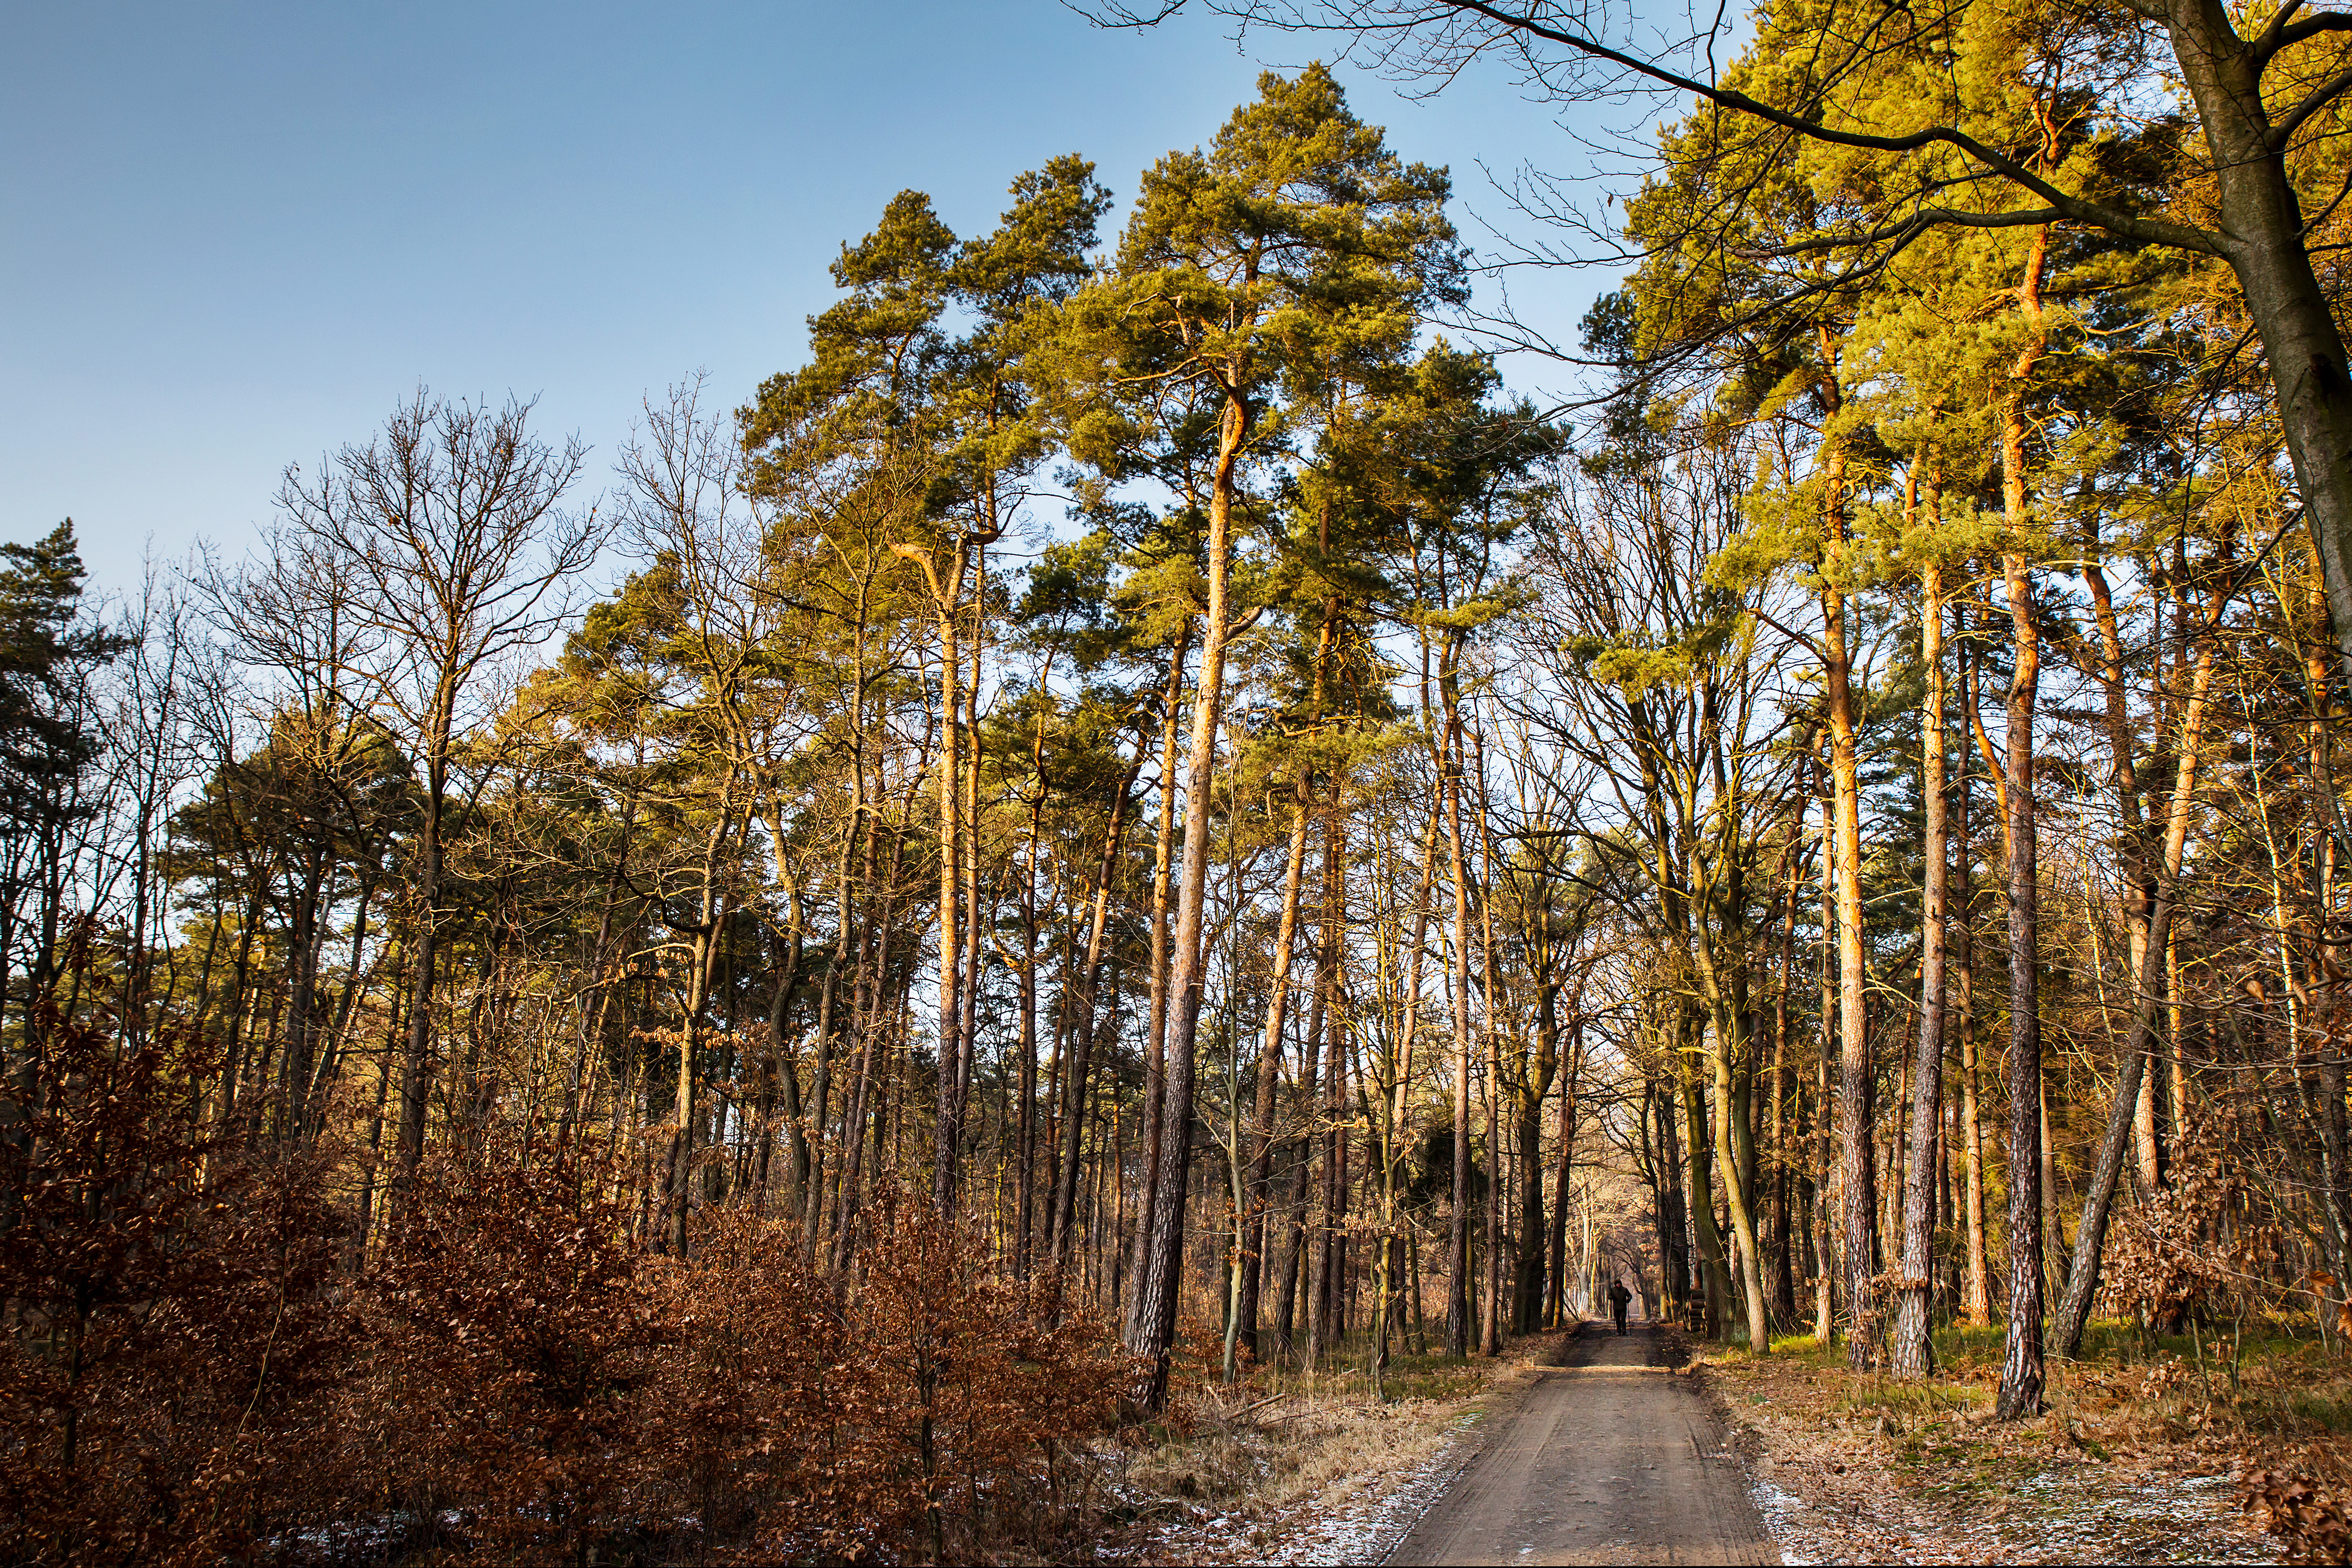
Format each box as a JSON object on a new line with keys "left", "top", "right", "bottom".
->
{"left": 1699, "top": 1318, "right": 2352, "bottom": 1564}
{"left": 1096, "top": 1323, "right": 1582, "bottom": 1564}
{"left": 1089, "top": 1316, "right": 2351, "bottom": 1565}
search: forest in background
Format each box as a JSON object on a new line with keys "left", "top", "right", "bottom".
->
{"left": 9, "top": 0, "right": 2352, "bottom": 1556}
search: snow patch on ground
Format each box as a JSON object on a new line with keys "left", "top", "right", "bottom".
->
{"left": 1744, "top": 1459, "right": 2277, "bottom": 1564}
{"left": 1139, "top": 1417, "right": 1479, "bottom": 1566}
{"left": 1749, "top": 1480, "right": 1821, "bottom": 1565}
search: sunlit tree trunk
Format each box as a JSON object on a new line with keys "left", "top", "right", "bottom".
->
{"left": 1812, "top": 740, "right": 1838, "bottom": 1346}
{"left": 1125, "top": 630, "right": 1190, "bottom": 1344}
{"left": 1239, "top": 787, "right": 1312, "bottom": 1359}
{"left": 1048, "top": 763, "right": 1142, "bottom": 1281}
{"left": 1817, "top": 361, "right": 1877, "bottom": 1367}
{"left": 1372, "top": 808, "right": 1441, "bottom": 1394}
{"left": 1894, "top": 542, "right": 1949, "bottom": 1377}
{"left": 1956, "top": 640, "right": 1992, "bottom": 1327}
{"left": 1130, "top": 392, "right": 1247, "bottom": 1403}
{"left": 1995, "top": 234, "right": 2052, "bottom": 1418}
{"left": 1442, "top": 678, "right": 1475, "bottom": 1358}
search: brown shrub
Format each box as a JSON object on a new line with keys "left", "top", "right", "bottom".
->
{"left": 346, "top": 1143, "right": 656, "bottom": 1562}
{"left": 347, "top": 1156, "right": 1127, "bottom": 1563}
{"left": 819, "top": 1207, "right": 1126, "bottom": 1562}
{"left": 2098, "top": 1119, "right": 2280, "bottom": 1332}
{"left": 0, "top": 1013, "right": 350, "bottom": 1566}
{"left": 3, "top": 1028, "right": 1128, "bottom": 1565}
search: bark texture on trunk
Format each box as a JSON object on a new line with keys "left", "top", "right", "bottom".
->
{"left": 1238, "top": 789, "right": 1313, "bottom": 1357}
{"left": 1894, "top": 554, "right": 1948, "bottom": 1377}
{"left": 1124, "top": 632, "right": 1188, "bottom": 1344}
{"left": 1130, "top": 399, "right": 1246, "bottom": 1406}
{"left": 1989, "top": 279, "right": 2051, "bottom": 1414}
{"left": 1825, "top": 561, "right": 1877, "bottom": 1360}
{"left": 2160, "top": 1, "right": 2352, "bottom": 684}
{"left": 1443, "top": 699, "right": 1475, "bottom": 1358}
{"left": 1996, "top": 543, "right": 2046, "bottom": 1420}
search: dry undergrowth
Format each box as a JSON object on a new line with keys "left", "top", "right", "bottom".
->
{"left": 1101, "top": 1327, "right": 1577, "bottom": 1565}
{"left": 1699, "top": 1321, "right": 2352, "bottom": 1564}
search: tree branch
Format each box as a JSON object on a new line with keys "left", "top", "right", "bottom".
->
{"left": 1161, "top": 0, "right": 2231, "bottom": 257}
{"left": 1428, "top": 0, "right": 2227, "bottom": 254}
{"left": 2256, "top": 4, "right": 2352, "bottom": 61}
{"left": 2271, "top": 59, "right": 2352, "bottom": 151}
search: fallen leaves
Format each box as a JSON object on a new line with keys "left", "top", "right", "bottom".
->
{"left": 2243, "top": 1470, "right": 2352, "bottom": 1566}
{"left": 1702, "top": 1341, "right": 2282, "bottom": 1565}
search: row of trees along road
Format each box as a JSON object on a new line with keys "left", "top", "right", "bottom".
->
{"left": 6, "top": 38, "right": 2352, "bottom": 1560}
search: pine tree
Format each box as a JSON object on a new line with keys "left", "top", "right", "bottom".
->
{"left": 1042, "top": 62, "right": 1460, "bottom": 1403}
{"left": 0, "top": 520, "right": 126, "bottom": 1037}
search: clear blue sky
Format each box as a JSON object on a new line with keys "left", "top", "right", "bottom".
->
{"left": 5, "top": 1, "right": 1631, "bottom": 589}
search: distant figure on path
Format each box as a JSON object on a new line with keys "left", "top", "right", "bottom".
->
{"left": 1607, "top": 1279, "right": 1631, "bottom": 1335}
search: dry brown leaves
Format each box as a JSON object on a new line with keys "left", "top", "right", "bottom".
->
{"left": 0, "top": 1034, "right": 1134, "bottom": 1568}
{"left": 1704, "top": 1341, "right": 2285, "bottom": 1564}
{"left": 2244, "top": 1470, "right": 2352, "bottom": 1565}
{"left": 1104, "top": 1327, "right": 1572, "bottom": 1566}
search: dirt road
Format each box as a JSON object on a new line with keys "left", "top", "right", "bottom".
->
{"left": 1385, "top": 1321, "right": 1772, "bottom": 1566}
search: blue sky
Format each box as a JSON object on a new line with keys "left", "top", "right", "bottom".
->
{"left": 5, "top": 1, "right": 1636, "bottom": 589}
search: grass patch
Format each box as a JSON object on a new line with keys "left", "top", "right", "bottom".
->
{"left": 1701, "top": 1315, "right": 2348, "bottom": 1564}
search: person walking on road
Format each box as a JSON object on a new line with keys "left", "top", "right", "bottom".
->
{"left": 1607, "top": 1279, "right": 1632, "bottom": 1335}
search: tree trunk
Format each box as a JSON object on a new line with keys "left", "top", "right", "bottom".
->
{"left": 1714, "top": 1022, "right": 1772, "bottom": 1350}
{"left": 1012, "top": 807, "right": 1039, "bottom": 1278}
{"left": 2162, "top": 5, "right": 2352, "bottom": 684}
{"left": 1818, "top": 373, "right": 1878, "bottom": 1366}
{"left": 1129, "top": 392, "right": 1246, "bottom": 1405}
{"left": 1048, "top": 763, "right": 1142, "bottom": 1275}
{"left": 1442, "top": 692, "right": 1476, "bottom": 1358}
{"left": 1956, "top": 629, "right": 1992, "bottom": 1325}
{"left": 1826, "top": 572, "right": 1875, "bottom": 1363}
{"left": 1513, "top": 986, "right": 1560, "bottom": 1333}
{"left": 1473, "top": 728, "right": 1506, "bottom": 1357}
{"left": 1302, "top": 812, "right": 1347, "bottom": 1370}
{"left": 393, "top": 767, "right": 445, "bottom": 1203}
{"left": 1272, "top": 969, "right": 1324, "bottom": 1365}
{"left": 1239, "top": 786, "right": 1313, "bottom": 1359}
{"left": 928, "top": 564, "right": 965, "bottom": 1220}
{"left": 2052, "top": 621, "right": 2217, "bottom": 1355}
{"left": 1682, "top": 1031, "right": 1729, "bottom": 1337}
{"left": 1125, "top": 630, "right": 1190, "bottom": 1344}
{"left": 1813, "top": 739, "right": 1838, "bottom": 1344}
{"left": 1545, "top": 1027, "right": 1580, "bottom": 1329}
{"left": 1993, "top": 371, "right": 2049, "bottom": 1421}
{"left": 1894, "top": 554, "right": 1949, "bottom": 1377}
{"left": 668, "top": 797, "right": 737, "bottom": 1255}
{"left": 1771, "top": 848, "right": 1800, "bottom": 1322}
{"left": 1373, "top": 805, "right": 1440, "bottom": 1391}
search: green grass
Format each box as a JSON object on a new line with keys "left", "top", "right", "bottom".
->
{"left": 2279, "top": 1387, "right": 2352, "bottom": 1430}
{"left": 1765, "top": 1331, "right": 1842, "bottom": 1361}
{"left": 1716, "top": 1308, "right": 2352, "bottom": 1543}
{"left": 1247, "top": 1343, "right": 1498, "bottom": 1406}
{"left": 1359, "top": 1353, "right": 1491, "bottom": 1404}
{"left": 1755, "top": 1314, "right": 2324, "bottom": 1378}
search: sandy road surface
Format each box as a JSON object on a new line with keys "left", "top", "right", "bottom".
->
{"left": 1385, "top": 1321, "right": 1772, "bottom": 1566}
